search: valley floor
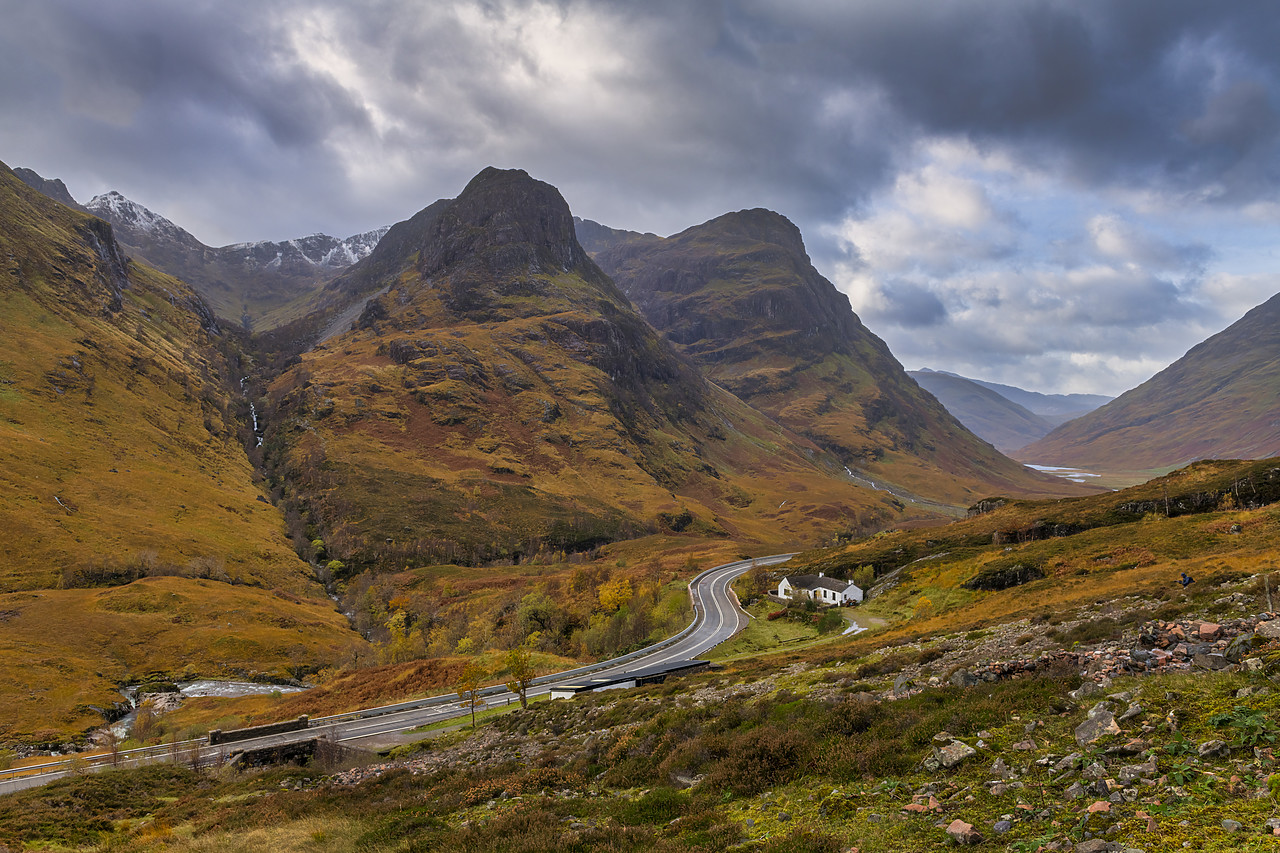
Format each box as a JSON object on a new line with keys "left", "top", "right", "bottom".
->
{"left": 3, "top": 570, "right": 1279, "bottom": 852}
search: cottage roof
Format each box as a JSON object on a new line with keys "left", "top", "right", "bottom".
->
{"left": 784, "top": 574, "right": 855, "bottom": 594}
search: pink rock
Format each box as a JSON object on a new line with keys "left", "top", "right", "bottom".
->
{"left": 1087, "top": 800, "right": 1111, "bottom": 814}
{"left": 1198, "top": 622, "right": 1221, "bottom": 640}
{"left": 946, "top": 819, "right": 983, "bottom": 845}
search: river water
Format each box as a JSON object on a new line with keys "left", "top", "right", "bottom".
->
{"left": 110, "top": 680, "right": 307, "bottom": 738}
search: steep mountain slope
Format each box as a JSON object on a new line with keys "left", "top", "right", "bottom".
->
{"left": 587, "top": 210, "right": 1083, "bottom": 506}
{"left": 266, "top": 169, "right": 911, "bottom": 575}
{"left": 0, "top": 161, "right": 359, "bottom": 741}
{"left": 909, "top": 369, "right": 1057, "bottom": 453}
{"left": 1019, "top": 292, "right": 1280, "bottom": 470}
{"left": 16, "top": 169, "right": 386, "bottom": 331}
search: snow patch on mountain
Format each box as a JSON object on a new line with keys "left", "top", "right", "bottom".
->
{"left": 225, "top": 225, "right": 389, "bottom": 270}
{"left": 85, "top": 191, "right": 192, "bottom": 242}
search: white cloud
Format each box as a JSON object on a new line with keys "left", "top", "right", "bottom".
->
{"left": 830, "top": 136, "right": 1239, "bottom": 396}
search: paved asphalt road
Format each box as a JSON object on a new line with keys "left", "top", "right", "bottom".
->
{"left": 0, "top": 553, "right": 796, "bottom": 794}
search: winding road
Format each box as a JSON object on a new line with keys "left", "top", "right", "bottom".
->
{"left": 0, "top": 553, "right": 795, "bottom": 794}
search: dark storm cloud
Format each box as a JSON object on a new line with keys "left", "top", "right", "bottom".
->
{"left": 2, "top": 0, "right": 1279, "bottom": 394}
{"left": 5, "top": 0, "right": 1280, "bottom": 239}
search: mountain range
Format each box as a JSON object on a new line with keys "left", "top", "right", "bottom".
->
{"left": 13, "top": 167, "right": 387, "bottom": 331}
{"left": 908, "top": 369, "right": 1112, "bottom": 454}
{"left": 7, "top": 153, "right": 1280, "bottom": 744}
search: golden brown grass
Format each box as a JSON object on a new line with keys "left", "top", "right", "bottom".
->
{"left": 0, "top": 164, "right": 367, "bottom": 742}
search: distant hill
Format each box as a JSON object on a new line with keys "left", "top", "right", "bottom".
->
{"left": 908, "top": 370, "right": 1058, "bottom": 453}
{"left": 585, "top": 211, "right": 1084, "bottom": 507}
{"left": 962, "top": 375, "right": 1112, "bottom": 427}
{"left": 1019, "top": 292, "right": 1280, "bottom": 470}
{"left": 15, "top": 168, "right": 387, "bottom": 331}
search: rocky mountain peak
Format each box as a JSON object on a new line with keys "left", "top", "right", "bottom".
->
{"left": 421, "top": 167, "right": 591, "bottom": 279}
{"left": 690, "top": 208, "right": 809, "bottom": 261}
{"left": 13, "top": 167, "right": 81, "bottom": 210}
{"left": 85, "top": 190, "right": 196, "bottom": 245}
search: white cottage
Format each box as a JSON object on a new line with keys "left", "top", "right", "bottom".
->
{"left": 776, "top": 572, "right": 863, "bottom": 606}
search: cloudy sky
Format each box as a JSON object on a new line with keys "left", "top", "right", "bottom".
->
{"left": 3, "top": 1, "right": 1280, "bottom": 397}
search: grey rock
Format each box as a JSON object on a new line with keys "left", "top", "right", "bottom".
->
{"left": 936, "top": 739, "right": 978, "bottom": 769}
{"left": 1192, "top": 652, "right": 1229, "bottom": 670}
{"left": 1076, "top": 706, "right": 1121, "bottom": 746}
{"left": 1118, "top": 703, "right": 1143, "bottom": 722}
{"left": 1065, "top": 781, "right": 1087, "bottom": 800}
{"left": 1070, "top": 681, "right": 1102, "bottom": 701}
{"left": 1197, "top": 739, "right": 1229, "bottom": 758}
{"left": 949, "top": 668, "right": 980, "bottom": 688}
{"left": 1222, "top": 819, "right": 1243, "bottom": 832}
{"left": 993, "top": 819, "right": 1012, "bottom": 833}
{"left": 1053, "top": 752, "right": 1082, "bottom": 773}
{"left": 1075, "top": 839, "right": 1117, "bottom": 853}
{"left": 990, "top": 757, "right": 1013, "bottom": 778}
{"left": 1117, "top": 756, "right": 1157, "bottom": 783}
{"left": 777, "top": 811, "right": 790, "bottom": 822}
{"left": 1082, "top": 762, "right": 1109, "bottom": 780}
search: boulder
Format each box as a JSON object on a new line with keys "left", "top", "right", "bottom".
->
{"left": 1192, "top": 652, "right": 1229, "bottom": 670}
{"left": 1117, "top": 756, "right": 1157, "bottom": 784}
{"left": 1069, "top": 681, "right": 1102, "bottom": 701}
{"left": 1074, "top": 840, "right": 1118, "bottom": 853}
{"left": 945, "top": 819, "right": 983, "bottom": 845}
{"left": 936, "top": 739, "right": 978, "bottom": 769}
{"left": 1198, "top": 739, "right": 1229, "bottom": 758}
{"left": 1076, "top": 704, "right": 1121, "bottom": 746}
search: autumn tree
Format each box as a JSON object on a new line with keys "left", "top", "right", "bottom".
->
{"left": 456, "top": 661, "right": 484, "bottom": 729}
{"left": 852, "top": 564, "right": 875, "bottom": 590}
{"left": 598, "top": 576, "right": 633, "bottom": 612}
{"left": 504, "top": 645, "right": 535, "bottom": 710}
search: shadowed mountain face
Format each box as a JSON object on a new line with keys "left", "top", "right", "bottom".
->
{"left": 14, "top": 168, "right": 386, "bottom": 331}
{"left": 267, "top": 169, "right": 911, "bottom": 572}
{"left": 0, "top": 161, "right": 359, "bottom": 739}
{"left": 586, "top": 210, "right": 1082, "bottom": 506}
{"left": 1019, "top": 292, "right": 1280, "bottom": 471}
